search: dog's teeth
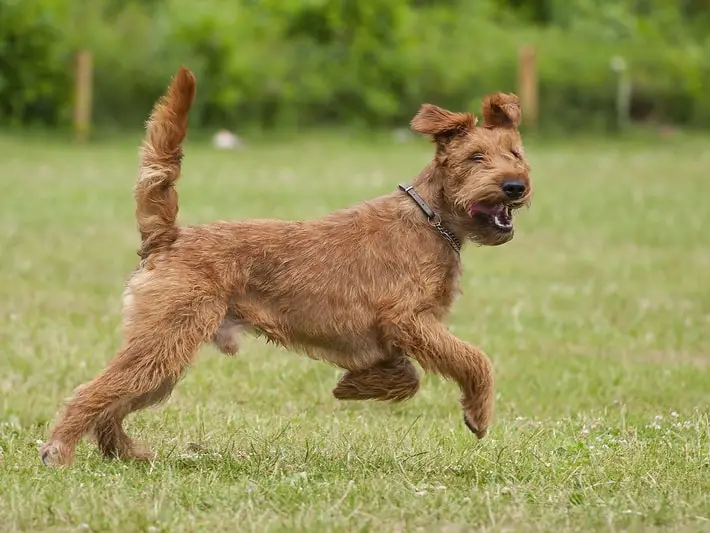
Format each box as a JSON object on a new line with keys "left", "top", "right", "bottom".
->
{"left": 493, "top": 215, "right": 512, "bottom": 230}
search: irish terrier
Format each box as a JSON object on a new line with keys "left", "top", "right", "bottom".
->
{"left": 40, "top": 67, "right": 532, "bottom": 466}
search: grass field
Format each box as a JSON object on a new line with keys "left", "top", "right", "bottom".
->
{"left": 1, "top": 130, "right": 709, "bottom": 533}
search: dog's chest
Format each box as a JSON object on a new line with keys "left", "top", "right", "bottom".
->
{"left": 425, "top": 261, "right": 462, "bottom": 317}
{"left": 442, "top": 272, "right": 462, "bottom": 309}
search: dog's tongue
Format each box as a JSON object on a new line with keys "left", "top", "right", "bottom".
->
{"left": 470, "top": 203, "right": 501, "bottom": 216}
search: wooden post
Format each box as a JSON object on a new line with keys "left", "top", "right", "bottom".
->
{"left": 73, "top": 50, "right": 93, "bottom": 142}
{"left": 517, "top": 45, "right": 538, "bottom": 131}
{"left": 610, "top": 56, "right": 631, "bottom": 133}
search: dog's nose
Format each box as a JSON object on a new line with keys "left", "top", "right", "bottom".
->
{"left": 502, "top": 179, "right": 526, "bottom": 200}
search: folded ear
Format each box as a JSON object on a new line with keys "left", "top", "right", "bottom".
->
{"left": 481, "top": 93, "right": 521, "bottom": 129}
{"left": 410, "top": 103, "right": 476, "bottom": 144}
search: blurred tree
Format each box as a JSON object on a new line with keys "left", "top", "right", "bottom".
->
{"left": 2, "top": 0, "right": 710, "bottom": 131}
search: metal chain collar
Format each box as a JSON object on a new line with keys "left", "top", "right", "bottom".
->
{"left": 397, "top": 184, "right": 461, "bottom": 255}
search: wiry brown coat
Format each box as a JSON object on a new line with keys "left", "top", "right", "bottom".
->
{"left": 40, "top": 67, "right": 532, "bottom": 466}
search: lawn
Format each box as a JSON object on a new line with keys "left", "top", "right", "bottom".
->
{"left": 1, "top": 130, "right": 709, "bottom": 532}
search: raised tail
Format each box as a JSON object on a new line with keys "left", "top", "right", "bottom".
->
{"left": 135, "top": 66, "right": 196, "bottom": 260}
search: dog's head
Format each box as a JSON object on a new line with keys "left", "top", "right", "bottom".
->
{"left": 410, "top": 93, "right": 531, "bottom": 246}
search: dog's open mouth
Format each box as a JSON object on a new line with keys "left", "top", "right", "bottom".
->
{"left": 469, "top": 203, "right": 514, "bottom": 233}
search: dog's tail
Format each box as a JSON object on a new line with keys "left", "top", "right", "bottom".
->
{"left": 135, "top": 66, "right": 196, "bottom": 260}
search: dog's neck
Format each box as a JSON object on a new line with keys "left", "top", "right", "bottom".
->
{"left": 398, "top": 183, "right": 461, "bottom": 254}
{"left": 409, "top": 163, "right": 466, "bottom": 245}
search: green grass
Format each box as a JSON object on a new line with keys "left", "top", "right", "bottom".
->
{"left": 1, "top": 131, "right": 709, "bottom": 533}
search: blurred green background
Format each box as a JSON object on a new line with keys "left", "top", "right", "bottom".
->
{"left": 3, "top": 3, "right": 710, "bottom": 530}
{"left": 3, "top": 0, "right": 710, "bottom": 134}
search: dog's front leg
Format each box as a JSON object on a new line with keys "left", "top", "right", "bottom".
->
{"left": 384, "top": 315, "right": 494, "bottom": 438}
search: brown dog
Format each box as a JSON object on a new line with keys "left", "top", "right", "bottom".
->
{"left": 40, "top": 67, "right": 531, "bottom": 466}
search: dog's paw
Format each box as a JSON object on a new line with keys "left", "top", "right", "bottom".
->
{"left": 39, "top": 440, "right": 74, "bottom": 467}
{"left": 332, "top": 382, "right": 372, "bottom": 401}
{"left": 101, "top": 440, "right": 156, "bottom": 462}
{"left": 126, "top": 442, "right": 156, "bottom": 462}
{"left": 463, "top": 413, "right": 488, "bottom": 439}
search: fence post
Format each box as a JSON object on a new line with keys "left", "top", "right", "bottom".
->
{"left": 517, "top": 45, "right": 538, "bottom": 131}
{"left": 73, "top": 50, "right": 93, "bottom": 142}
{"left": 610, "top": 56, "right": 631, "bottom": 133}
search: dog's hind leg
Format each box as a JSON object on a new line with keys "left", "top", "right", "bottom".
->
{"left": 332, "top": 352, "right": 420, "bottom": 403}
{"left": 90, "top": 377, "right": 176, "bottom": 461}
{"left": 40, "top": 298, "right": 226, "bottom": 466}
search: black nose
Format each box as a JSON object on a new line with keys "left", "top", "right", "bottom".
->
{"left": 502, "top": 179, "right": 526, "bottom": 200}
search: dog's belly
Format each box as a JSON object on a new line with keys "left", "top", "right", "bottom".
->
{"left": 290, "top": 330, "right": 385, "bottom": 369}
{"left": 226, "top": 298, "right": 387, "bottom": 371}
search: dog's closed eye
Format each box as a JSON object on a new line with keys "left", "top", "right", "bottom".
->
{"left": 470, "top": 153, "right": 485, "bottom": 162}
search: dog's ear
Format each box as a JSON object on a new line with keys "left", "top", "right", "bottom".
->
{"left": 481, "top": 93, "right": 521, "bottom": 129}
{"left": 410, "top": 104, "right": 476, "bottom": 145}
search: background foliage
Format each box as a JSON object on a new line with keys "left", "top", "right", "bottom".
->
{"left": 2, "top": 0, "right": 710, "bottom": 132}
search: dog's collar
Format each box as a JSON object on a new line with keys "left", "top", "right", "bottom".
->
{"left": 397, "top": 184, "right": 461, "bottom": 255}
